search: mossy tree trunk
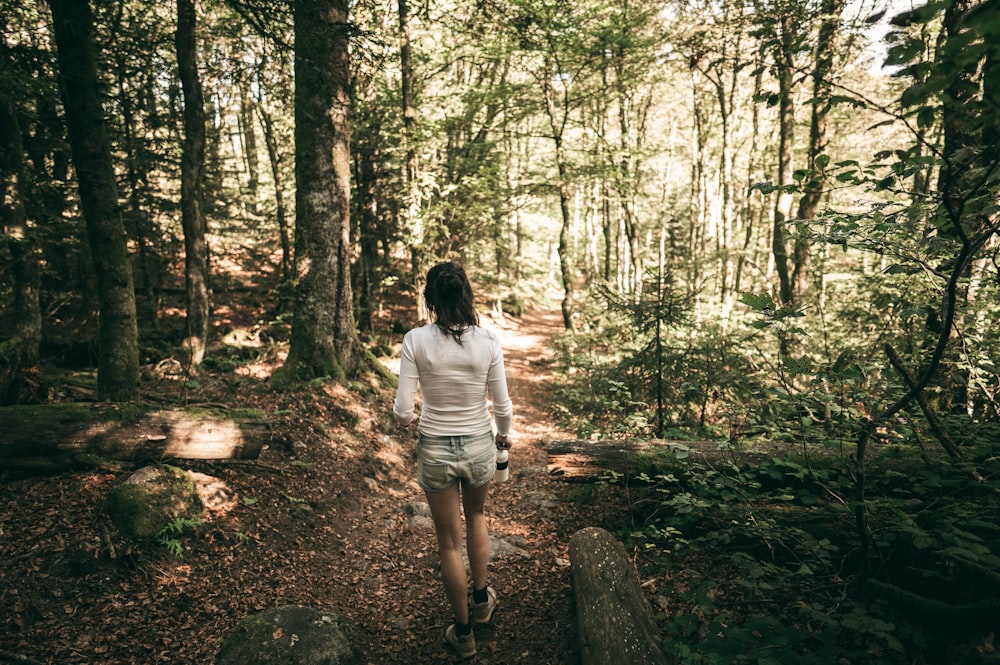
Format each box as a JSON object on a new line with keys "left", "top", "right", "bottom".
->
{"left": 279, "top": 0, "right": 360, "bottom": 381}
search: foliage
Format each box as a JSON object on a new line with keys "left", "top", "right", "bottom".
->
{"left": 156, "top": 516, "right": 204, "bottom": 559}
{"left": 605, "top": 445, "right": 1000, "bottom": 664}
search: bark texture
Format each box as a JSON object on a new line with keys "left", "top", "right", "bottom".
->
{"left": 49, "top": 0, "right": 140, "bottom": 401}
{"left": 177, "top": 0, "right": 210, "bottom": 371}
{"left": 282, "top": 0, "right": 359, "bottom": 379}
{"left": 569, "top": 526, "right": 669, "bottom": 665}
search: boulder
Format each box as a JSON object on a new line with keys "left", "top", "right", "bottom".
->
{"left": 217, "top": 605, "right": 359, "bottom": 665}
{"left": 104, "top": 465, "right": 204, "bottom": 540}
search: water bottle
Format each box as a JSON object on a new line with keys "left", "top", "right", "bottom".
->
{"left": 495, "top": 449, "right": 510, "bottom": 482}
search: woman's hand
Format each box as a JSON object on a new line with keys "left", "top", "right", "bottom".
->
{"left": 495, "top": 432, "right": 511, "bottom": 450}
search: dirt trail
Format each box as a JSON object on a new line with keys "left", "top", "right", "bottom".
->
{"left": 494, "top": 305, "right": 576, "bottom": 463}
{"left": 0, "top": 303, "right": 592, "bottom": 665}
{"left": 342, "top": 304, "right": 589, "bottom": 664}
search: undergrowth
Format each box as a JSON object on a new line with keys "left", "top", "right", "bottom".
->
{"left": 596, "top": 450, "right": 1000, "bottom": 664}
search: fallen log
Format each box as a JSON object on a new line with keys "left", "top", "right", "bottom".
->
{"left": 0, "top": 404, "right": 272, "bottom": 472}
{"left": 569, "top": 526, "right": 669, "bottom": 665}
{"left": 546, "top": 438, "right": 693, "bottom": 481}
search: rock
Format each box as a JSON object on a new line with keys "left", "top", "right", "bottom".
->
{"left": 491, "top": 535, "right": 531, "bottom": 559}
{"left": 389, "top": 615, "right": 410, "bottom": 631}
{"left": 462, "top": 535, "right": 530, "bottom": 568}
{"left": 399, "top": 501, "right": 431, "bottom": 516}
{"left": 104, "top": 465, "right": 204, "bottom": 540}
{"left": 405, "top": 515, "right": 435, "bottom": 531}
{"left": 216, "top": 605, "right": 359, "bottom": 665}
{"left": 188, "top": 470, "right": 237, "bottom": 515}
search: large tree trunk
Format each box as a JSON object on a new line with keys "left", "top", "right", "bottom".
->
{"left": 48, "top": 0, "right": 140, "bottom": 402}
{"left": 0, "top": 96, "right": 42, "bottom": 405}
{"left": 280, "top": 0, "right": 359, "bottom": 380}
{"left": 177, "top": 0, "right": 211, "bottom": 372}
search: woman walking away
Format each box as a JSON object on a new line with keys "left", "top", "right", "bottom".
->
{"left": 393, "top": 261, "right": 514, "bottom": 659}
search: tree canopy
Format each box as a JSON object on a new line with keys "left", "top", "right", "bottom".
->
{"left": 1, "top": 0, "right": 999, "bottom": 661}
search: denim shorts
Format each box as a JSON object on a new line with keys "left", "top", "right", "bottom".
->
{"left": 417, "top": 431, "right": 496, "bottom": 492}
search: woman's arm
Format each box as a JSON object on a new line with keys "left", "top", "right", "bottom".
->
{"left": 488, "top": 340, "right": 513, "bottom": 437}
{"left": 393, "top": 334, "right": 419, "bottom": 426}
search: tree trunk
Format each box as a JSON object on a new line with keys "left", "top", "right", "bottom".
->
{"left": 112, "top": 17, "right": 161, "bottom": 335}
{"left": 239, "top": 82, "right": 261, "bottom": 218}
{"left": 772, "top": 12, "right": 796, "bottom": 305}
{"left": 793, "top": 0, "right": 845, "bottom": 303}
{"left": 398, "top": 0, "right": 429, "bottom": 322}
{"left": 177, "top": 0, "right": 211, "bottom": 372}
{"left": 256, "top": 100, "right": 292, "bottom": 292}
{"left": 569, "top": 527, "right": 669, "bottom": 665}
{"left": 547, "top": 438, "right": 695, "bottom": 481}
{"left": 281, "top": 0, "right": 359, "bottom": 380}
{"left": 541, "top": 75, "right": 576, "bottom": 331}
{"left": 0, "top": 96, "right": 42, "bottom": 405}
{"left": 48, "top": 0, "right": 140, "bottom": 402}
{"left": 0, "top": 405, "right": 271, "bottom": 473}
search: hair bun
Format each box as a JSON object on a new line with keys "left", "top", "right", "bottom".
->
{"left": 439, "top": 272, "right": 463, "bottom": 292}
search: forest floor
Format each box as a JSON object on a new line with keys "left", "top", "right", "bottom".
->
{"left": 0, "top": 293, "right": 633, "bottom": 664}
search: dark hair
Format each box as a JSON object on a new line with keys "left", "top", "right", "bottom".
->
{"left": 424, "top": 261, "right": 478, "bottom": 343}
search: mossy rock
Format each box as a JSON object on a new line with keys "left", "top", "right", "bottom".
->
{"left": 217, "top": 606, "right": 359, "bottom": 665}
{"left": 105, "top": 465, "right": 204, "bottom": 540}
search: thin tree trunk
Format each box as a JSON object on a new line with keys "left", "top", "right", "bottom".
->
{"left": 541, "top": 74, "right": 575, "bottom": 331}
{"left": 792, "top": 0, "right": 845, "bottom": 303}
{"left": 176, "top": 0, "right": 210, "bottom": 371}
{"left": 239, "top": 83, "right": 261, "bottom": 218}
{"left": 772, "top": 13, "right": 796, "bottom": 305}
{"left": 109, "top": 3, "right": 160, "bottom": 334}
{"left": 398, "top": 0, "right": 428, "bottom": 321}
{"left": 256, "top": 102, "right": 292, "bottom": 292}
{"left": 48, "top": 0, "right": 140, "bottom": 401}
{"left": 0, "top": 96, "right": 42, "bottom": 404}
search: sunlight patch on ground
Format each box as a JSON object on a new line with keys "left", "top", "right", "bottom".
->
{"left": 236, "top": 349, "right": 286, "bottom": 379}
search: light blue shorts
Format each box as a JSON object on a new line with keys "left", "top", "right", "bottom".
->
{"left": 417, "top": 431, "right": 496, "bottom": 492}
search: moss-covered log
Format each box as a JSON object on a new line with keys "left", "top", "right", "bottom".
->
{"left": 547, "top": 438, "right": 704, "bottom": 481}
{"left": 0, "top": 404, "right": 271, "bottom": 472}
{"left": 569, "top": 526, "right": 669, "bottom": 665}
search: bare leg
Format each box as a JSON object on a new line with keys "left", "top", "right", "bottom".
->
{"left": 462, "top": 480, "right": 491, "bottom": 591}
{"left": 426, "top": 484, "right": 471, "bottom": 624}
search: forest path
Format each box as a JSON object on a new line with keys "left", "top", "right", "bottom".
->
{"left": 343, "top": 300, "right": 593, "bottom": 664}
{"left": 492, "top": 302, "right": 576, "bottom": 468}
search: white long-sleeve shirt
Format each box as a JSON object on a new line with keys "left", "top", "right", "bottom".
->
{"left": 393, "top": 324, "right": 513, "bottom": 437}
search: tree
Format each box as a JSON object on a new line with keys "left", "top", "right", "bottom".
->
{"left": 0, "top": 94, "right": 41, "bottom": 404}
{"left": 792, "top": 0, "right": 846, "bottom": 303}
{"left": 176, "top": 0, "right": 211, "bottom": 371}
{"left": 48, "top": 0, "right": 139, "bottom": 401}
{"left": 278, "top": 0, "right": 360, "bottom": 380}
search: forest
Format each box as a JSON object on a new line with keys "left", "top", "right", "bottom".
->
{"left": 1, "top": 0, "right": 999, "bottom": 663}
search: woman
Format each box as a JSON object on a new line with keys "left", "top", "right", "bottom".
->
{"left": 393, "top": 261, "right": 514, "bottom": 659}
